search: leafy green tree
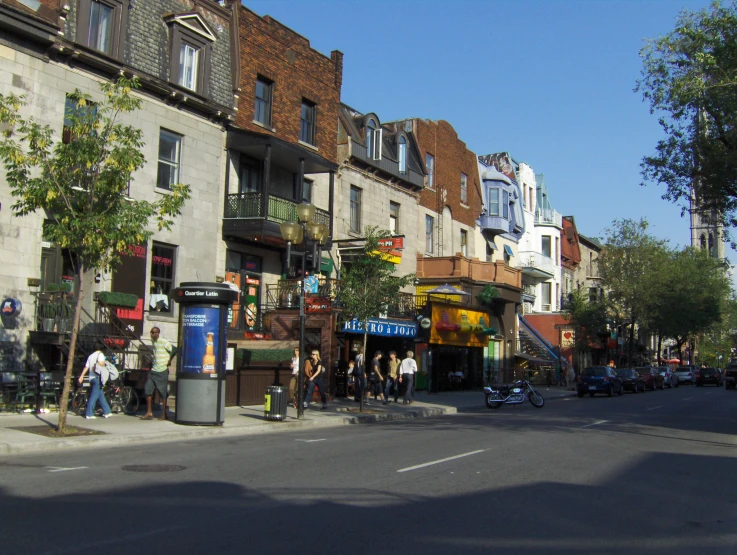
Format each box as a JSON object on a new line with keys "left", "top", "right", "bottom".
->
{"left": 598, "top": 219, "right": 669, "bottom": 365}
{"left": 339, "top": 226, "right": 414, "bottom": 411}
{"left": 564, "top": 289, "right": 610, "bottom": 371}
{"left": 637, "top": 1, "right": 737, "bottom": 229}
{"left": 0, "top": 77, "right": 191, "bottom": 434}
{"left": 646, "top": 246, "right": 731, "bottom": 363}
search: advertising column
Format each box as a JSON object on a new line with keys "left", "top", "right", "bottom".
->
{"left": 171, "top": 282, "right": 237, "bottom": 425}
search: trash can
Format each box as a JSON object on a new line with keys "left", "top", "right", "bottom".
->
{"left": 264, "top": 385, "right": 288, "bottom": 421}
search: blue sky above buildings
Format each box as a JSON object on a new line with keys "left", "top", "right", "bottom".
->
{"left": 243, "top": 0, "right": 726, "bottom": 258}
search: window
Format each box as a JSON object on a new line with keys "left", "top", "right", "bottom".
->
{"left": 76, "top": 0, "right": 128, "bottom": 59}
{"left": 254, "top": 77, "right": 272, "bottom": 127}
{"left": 541, "top": 282, "right": 551, "bottom": 310}
{"left": 398, "top": 136, "right": 407, "bottom": 173}
{"left": 150, "top": 243, "right": 176, "bottom": 314}
{"left": 460, "top": 229, "right": 468, "bottom": 257}
{"left": 63, "top": 94, "right": 97, "bottom": 144}
{"left": 167, "top": 14, "right": 214, "bottom": 96}
{"left": 157, "top": 129, "right": 182, "bottom": 190}
{"left": 300, "top": 99, "right": 316, "bottom": 145}
{"left": 426, "top": 153, "right": 434, "bottom": 189}
{"left": 350, "top": 186, "right": 361, "bottom": 233}
{"left": 589, "top": 287, "right": 598, "bottom": 303}
{"left": 502, "top": 190, "right": 509, "bottom": 219}
{"left": 366, "top": 119, "right": 382, "bottom": 160}
{"left": 239, "top": 155, "right": 261, "bottom": 193}
{"left": 425, "top": 215, "right": 434, "bottom": 253}
{"left": 301, "top": 179, "right": 313, "bottom": 203}
{"left": 489, "top": 189, "right": 499, "bottom": 216}
{"left": 555, "top": 236, "right": 560, "bottom": 261}
{"left": 541, "top": 236, "right": 551, "bottom": 258}
{"left": 460, "top": 173, "right": 468, "bottom": 204}
{"left": 389, "top": 202, "right": 400, "bottom": 234}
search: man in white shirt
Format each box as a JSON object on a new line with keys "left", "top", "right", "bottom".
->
{"left": 398, "top": 350, "right": 418, "bottom": 405}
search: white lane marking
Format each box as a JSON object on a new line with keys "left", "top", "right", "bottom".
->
{"left": 683, "top": 397, "right": 693, "bottom": 401}
{"left": 295, "top": 439, "right": 326, "bottom": 443}
{"left": 646, "top": 406, "right": 662, "bottom": 411}
{"left": 45, "top": 466, "right": 88, "bottom": 473}
{"left": 37, "top": 525, "right": 184, "bottom": 555}
{"left": 581, "top": 420, "right": 608, "bottom": 428}
{"left": 397, "top": 450, "right": 485, "bottom": 473}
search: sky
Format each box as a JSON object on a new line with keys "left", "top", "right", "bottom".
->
{"left": 243, "top": 0, "right": 726, "bottom": 259}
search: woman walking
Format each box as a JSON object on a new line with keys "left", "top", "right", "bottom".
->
{"left": 398, "top": 350, "right": 418, "bottom": 405}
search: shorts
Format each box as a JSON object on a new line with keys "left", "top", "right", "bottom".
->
{"left": 370, "top": 381, "right": 383, "bottom": 395}
{"left": 144, "top": 370, "right": 169, "bottom": 398}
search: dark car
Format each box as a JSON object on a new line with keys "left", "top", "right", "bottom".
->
{"left": 615, "top": 368, "right": 645, "bottom": 393}
{"left": 577, "top": 366, "right": 624, "bottom": 397}
{"left": 726, "top": 362, "right": 737, "bottom": 390}
{"left": 696, "top": 367, "right": 722, "bottom": 387}
{"left": 635, "top": 367, "right": 665, "bottom": 391}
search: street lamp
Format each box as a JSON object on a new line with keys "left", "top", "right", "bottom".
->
{"left": 279, "top": 202, "right": 330, "bottom": 419}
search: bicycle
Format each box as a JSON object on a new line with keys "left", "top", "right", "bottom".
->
{"left": 71, "top": 376, "right": 139, "bottom": 416}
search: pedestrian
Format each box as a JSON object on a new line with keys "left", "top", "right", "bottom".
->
{"left": 303, "top": 349, "right": 328, "bottom": 410}
{"left": 141, "top": 326, "right": 174, "bottom": 420}
{"left": 367, "top": 350, "right": 386, "bottom": 404}
{"left": 567, "top": 364, "right": 576, "bottom": 391}
{"left": 78, "top": 351, "right": 118, "bottom": 419}
{"left": 384, "top": 350, "right": 400, "bottom": 403}
{"left": 289, "top": 347, "right": 300, "bottom": 408}
{"left": 346, "top": 359, "right": 356, "bottom": 398}
{"left": 399, "top": 350, "right": 418, "bottom": 405}
{"left": 354, "top": 348, "right": 366, "bottom": 403}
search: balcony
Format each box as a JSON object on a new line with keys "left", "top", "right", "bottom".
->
{"left": 517, "top": 250, "right": 555, "bottom": 281}
{"left": 535, "top": 208, "right": 562, "bottom": 228}
{"left": 478, "top": 213, "right": 510, "bottom": 235}
{"left": 416, "top": 254, "right": 522, "bottom": 289}
{"left": 351, "top": 140, "right": 424, "bottom": 188}
{"left": 223, "top": 193, "right": 330, "bottom": 243}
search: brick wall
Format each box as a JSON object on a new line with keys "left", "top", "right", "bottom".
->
{"left": 235, "top": 6, "right": 342, "bottom": 165}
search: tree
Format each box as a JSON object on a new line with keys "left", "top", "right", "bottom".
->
{"left": 563, "top": 289, "right": 610, "bottom": 371}
{"left": 0, "top": 76, "right": 191, "bottom": 434}
{"left": 645, "top": 246, "right": 731, "bottom": 363}
{"left": 338, "top": 226, "right": 414, "bottom": 411}
{"left": 637, "top": 1, "right": 737, "bottom": 230}
{"left": 598, "top": 219, "right": 669, "bottom": 365}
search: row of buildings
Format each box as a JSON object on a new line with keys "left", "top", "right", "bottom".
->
{"left": 0, "top": 0, "right": 607, "bottom": 403}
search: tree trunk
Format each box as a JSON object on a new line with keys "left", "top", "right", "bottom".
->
{"left": 56, "top": 260, "right": 85, "bottom": 434}
{"left": 628, "top": 320, "right": 636, "bottom": 366}
{"left": 657, "top": 334, "right": 663, "bottom": 366}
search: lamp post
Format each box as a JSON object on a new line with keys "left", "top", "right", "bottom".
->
{"left": 279, "top": 202, "right": 329, "bottom": 419}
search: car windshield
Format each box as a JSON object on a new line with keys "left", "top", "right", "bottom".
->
{"left": 701, "top": 368, "right": 716, "bottom": 374}
{"left": 583, "top": 368, "right": 607, "bottom": 377}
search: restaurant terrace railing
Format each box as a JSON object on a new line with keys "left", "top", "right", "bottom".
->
{"left": 224, "top": 193, "right": 330, "bottom": 227}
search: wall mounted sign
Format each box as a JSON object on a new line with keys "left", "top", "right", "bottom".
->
{"left": 305, "top": 297, "right": 331, "bottom": 313}
{"left": 1, "top": 298, "right": 22, "bottom": 317}
{"left": 343, "top": 317, "right": 418, "bottom": 338}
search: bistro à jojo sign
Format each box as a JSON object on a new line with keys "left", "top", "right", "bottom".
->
{"left": 343, "top": 317, "right": 418, "bottom": 338}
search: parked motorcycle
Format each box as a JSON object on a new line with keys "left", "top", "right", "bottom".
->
{"left": 484, "top": 380, "right": 545, "bottom": 409}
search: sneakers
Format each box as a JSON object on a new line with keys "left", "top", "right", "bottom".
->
{"left": 321, "top": 404, "right": 327, "bottom": 410}
{"left": 102, "top": 413, "right": 112, "bottom": 419}
{"left": 303, "top": 402, "right": 308, "bottom": 409}
{"left": 85, "top": 415, "right": 96, "bottom": 419}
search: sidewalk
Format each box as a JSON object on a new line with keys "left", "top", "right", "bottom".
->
{"left": 0, "top": 387, "right": 575, "bottom": 455}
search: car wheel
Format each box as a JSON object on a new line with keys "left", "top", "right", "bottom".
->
{"left": 589, "top": 392, "right": 595, "bottom": 397}
{"left": 577, "top": 392, "right": 585, "bottom": 398}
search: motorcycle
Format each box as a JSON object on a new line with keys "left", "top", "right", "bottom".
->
{"left": 484, "top": 379, "right": 545, "bottom": 409}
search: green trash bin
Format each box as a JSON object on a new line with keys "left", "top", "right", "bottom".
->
{"left": 264, "top": 385, "right": 288, "bottom": 421}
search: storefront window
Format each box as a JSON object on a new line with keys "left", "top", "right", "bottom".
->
{"left": 150, "top": 242, "right": 176, "bottom": 314}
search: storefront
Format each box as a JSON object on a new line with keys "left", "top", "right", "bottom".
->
{"left": 421, "top": 302, "right": 494, "bottom": 392}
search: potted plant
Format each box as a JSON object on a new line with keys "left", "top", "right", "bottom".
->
{"left": 56, "top": 295, "right": 74, "bottom": 333}
{"left": 39, "top": 299, "right": 57, "bottom": 332}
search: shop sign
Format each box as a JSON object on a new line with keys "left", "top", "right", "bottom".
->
{"left": 378, "top": 237, "right": 404, "bottom": 250}
{"left": 343, "top": 317, "right": 418, "bottom": 338}
{"left": 420, "top": 317, "right": 432, "bottom": 329}
{"left": 1, "top": 298, "right": 22, "bottom": 317}
{"left": 430, "top": 305, "right": 490, "bottom": 347}
{"left": 305, "top": 297, "right": 331, "bottom": 313}
{"left": 561, "top": 329, "right": 575, "bottom": 347}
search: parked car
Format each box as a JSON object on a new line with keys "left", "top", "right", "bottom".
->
{"left": 615, "top": 368, "right": 645, "bottom": 393}
{"left": 655, "top": 366, "right": 678, "bottom": 388}
{"left": 577, "top": 366, "right": 624, "bottom": 397}
{"left": 635, "top": 367, "right": 665, "bottom": 390}
{"left": 674, "top": 366, "right": 697, "bottom": 385}
{"left": 726, "top": 362, "right": 737, "bottom": 390}
{"left": 695, "top": 367, "right": 723, "bottom": 387}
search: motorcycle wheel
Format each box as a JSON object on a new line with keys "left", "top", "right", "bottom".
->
{"left": 529, "top": 391, "right": 545, "bottom": 408}
{"left": 485, "top": 392, "right": 503, "bottom": 409}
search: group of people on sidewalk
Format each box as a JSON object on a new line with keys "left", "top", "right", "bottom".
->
{"left": 349, "top": 349, "right": 418, "bottom": 406}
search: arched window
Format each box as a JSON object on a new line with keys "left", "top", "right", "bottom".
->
{"left": 700, "top": 234, "right": 707, "bottom": 249}
{"left": 398, "top": 135, "right": 407, "bottom": 174}
{"left": 708, "top": 233, "right": 715, "bottom": 256}
{"left": 365, "top": 118, "right": 381, "bottom": 160}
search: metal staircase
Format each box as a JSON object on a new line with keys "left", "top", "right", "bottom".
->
{"left": 518, "top": 316, "right": 568, "bottom": 369}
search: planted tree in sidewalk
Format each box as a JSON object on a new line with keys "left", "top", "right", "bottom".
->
{"left": 0, "top": 76, "right": 191, "bottom": 434}
{"left": 563, "top": 289, "right": 609, "bottom": 372}
{"left": 338, "top": 226, "right": 414, "bottom": 412}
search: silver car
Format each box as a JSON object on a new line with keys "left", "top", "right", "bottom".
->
{"left": 674, "top": 366, "right": 696, "bottom": 385}
{"left": 655, "top": 366, "right": 678, "bottom": 388}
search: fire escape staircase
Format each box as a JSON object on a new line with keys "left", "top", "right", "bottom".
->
{"left": 518, "top": 316, "right": 568, "bottom": 369}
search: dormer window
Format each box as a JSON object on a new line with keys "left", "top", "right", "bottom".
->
{"left": 165, "top": 13, "right": 216, "bottom": 96}
{"left": 76, "top": 0, "right": 129, "bottom": 59}
{"left": 398, "top": 135, "right": 407, "bottom": 174}
{"left": 365, "top": 117, "right": 381, "bottom": 160}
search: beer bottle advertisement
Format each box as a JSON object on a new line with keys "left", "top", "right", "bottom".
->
{"left": 179, "top": 305, "right": 222, "bottom": 374}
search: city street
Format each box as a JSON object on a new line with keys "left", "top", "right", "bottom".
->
{"left": 1, "top": 386, "right": 735, "bottom": 555}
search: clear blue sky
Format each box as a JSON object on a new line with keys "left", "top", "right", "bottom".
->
{"left": 243, "top": 0, "right": 725, "bottom": 257}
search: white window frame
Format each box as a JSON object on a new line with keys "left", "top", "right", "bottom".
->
{"left": 179, "top": 42, "right": 199, "bottom": 91}
{"left": 489, "top": 188, "right": 499, "bottom": 216}
{"left": 350, "top": 186, "right": 361, "bottom": 233}
{"left": 389, "top": 201, "right": 399, "bottom": 234}
{"left": 157, "top": 128, "right": 182, "bottom": 190}
{"left": 460, "top": 229, "right": 468, "bottom": 257}
{"left": 398, "top": 136, "right": 407, "bottom": 172}
{"left": 460, "top": 173, "right": 468, "bottom": 204}
{"left": 425, "top": 215, "right": 434, "bottom": 253}
{"left": 426, "top": 153, "right": 434, "bottom": 189}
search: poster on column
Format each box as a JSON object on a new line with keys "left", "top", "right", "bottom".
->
{"left": 180, "top": 305, "right": 221, "bottom": 374}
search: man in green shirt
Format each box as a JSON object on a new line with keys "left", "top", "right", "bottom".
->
{"left": 141, "top": 327, "right": 174, "bottom": 420}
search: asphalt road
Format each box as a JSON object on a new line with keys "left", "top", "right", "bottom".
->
{"left": 1, "top": 384, "right": 736, "bottom": 555}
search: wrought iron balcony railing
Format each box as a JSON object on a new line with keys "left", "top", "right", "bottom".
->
{"left": 224, "top": 193, "right": 330, "bottom": 227}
